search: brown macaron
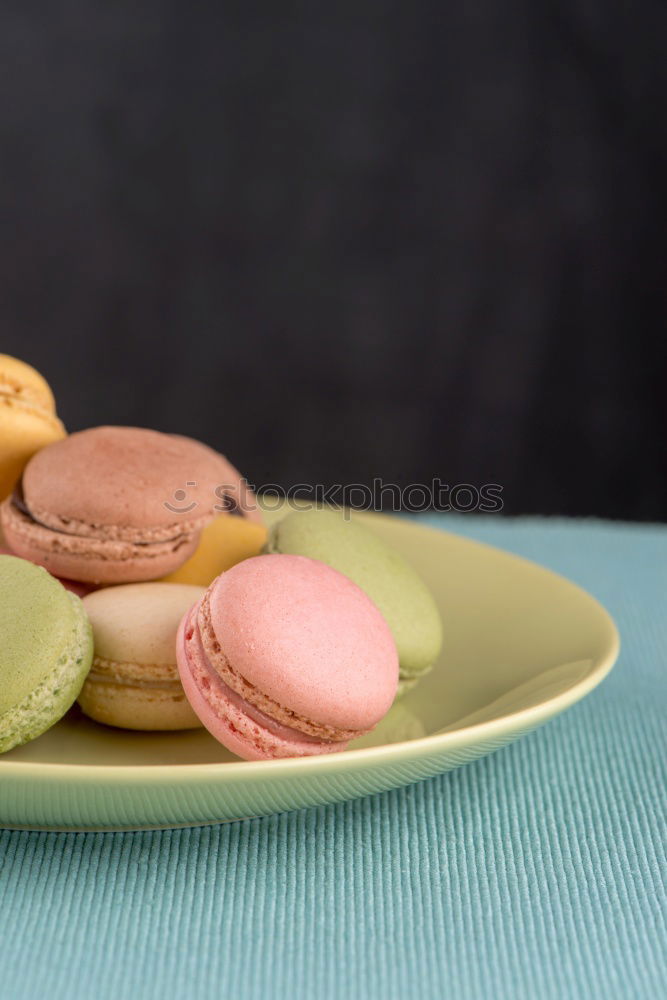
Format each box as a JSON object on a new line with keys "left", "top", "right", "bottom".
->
{"left": 0, "top": 425, "right": 260, "bottom": 584}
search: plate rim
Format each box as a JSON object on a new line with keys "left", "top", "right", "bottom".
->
{"left": 0, "top": 520, "right": 620, "bottom": 783}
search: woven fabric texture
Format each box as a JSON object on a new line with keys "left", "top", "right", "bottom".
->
{"left": 0, "top": 517, "right": 665, "bottom": 1000}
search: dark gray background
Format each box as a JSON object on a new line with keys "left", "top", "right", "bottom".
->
{"left": 2, "top": 2, "right": 665, "bottom": 519}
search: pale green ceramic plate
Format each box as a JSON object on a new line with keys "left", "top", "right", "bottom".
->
{"left": 0, "top": 512, "right": 619, "bottom": 831}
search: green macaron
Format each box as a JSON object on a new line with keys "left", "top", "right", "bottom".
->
{"left": 265, "top": 508, "right": 443, "bottom": 695}
{"left": 0, "top": 555, "right": 93, "bottom": 753}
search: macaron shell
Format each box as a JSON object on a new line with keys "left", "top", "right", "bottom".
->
{"left": 161, "top": 516, "right": 267, "bottom": 586}
{"left": 22, "top": 425, "right": 257, "bottom": 531}
{"left": 0, "top": 354, "right": 58, "bottom": 412}
{"left": 0, "top": 532, "right": 96, "bottom": 597}
{"left": 267, "top": 508, "right": 443, "bottom": 680}
{"left": 206, "top": 554, "right": 399, "bottom": 733}
{"left": 0, "top": 398, "right": 65, "bottom": 500}
{"left": 0, "top": 593, "right": 92, "bottom": 753}
{"left": 77, "top": 674, "right": 201, "bottom": 731}
{"left": 0, "top": 555, "right": 93, "bottom": 753}
{"left": 0, "top": 354, "right": 65, "bottom": 500}
{"left": 0, "top": 554, "right": 81, "bottom": 712}
{"left": 83, "top": 583, "right": 207, "bottom": 664}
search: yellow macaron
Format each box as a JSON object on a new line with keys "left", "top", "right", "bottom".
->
{"left": 0, "top": 354, "right": 66, "bottom": 500}
{"left": 161, "top": 514, "right": 267, "bottom": 586}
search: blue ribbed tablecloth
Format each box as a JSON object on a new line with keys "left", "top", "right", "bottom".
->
{"left": 0, "top": 516, "right": 665, "bottom": 1000}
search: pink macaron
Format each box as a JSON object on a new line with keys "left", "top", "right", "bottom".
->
{"left": 176, "top": 554, "right": 399, "bottom": 760}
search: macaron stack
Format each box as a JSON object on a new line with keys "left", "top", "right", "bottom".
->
{"left": 0, "top": 355, "right": 443, "bottom": 761}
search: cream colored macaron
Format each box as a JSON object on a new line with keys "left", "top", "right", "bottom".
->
{"left": 79, "top": 583, "right": 205, "bottom": 730}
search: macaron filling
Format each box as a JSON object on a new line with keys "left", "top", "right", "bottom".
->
{"left": 10, "top": 482, "right": 206, "bottom": 544}
{"left": 85, "top": 661, "right": 185, "bottom": 693}
{"left": 180, "top": 602, "right": 363, "bottom": 755}
{"left": 3, "top": 487, "right": 201, "bottom": 563}
{"left": 187, "top": 624, "right": 326, "bottom": 746}
{"left": 84, "top": 646, "right": 186, "bottom": 694}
